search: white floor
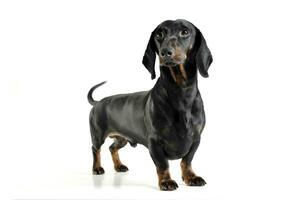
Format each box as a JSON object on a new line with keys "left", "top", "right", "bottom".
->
{"left": 14, "top": 170, "right": 220, "bottom": 200}
{"left": 8, "top": 139, "right": 301, "bottom": 200}
{"left": 11, "top": 144, "right": 224, "bottom": 200}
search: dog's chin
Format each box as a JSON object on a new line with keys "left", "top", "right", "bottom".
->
{"left": 161, "top": 61, "right": 184, "bottom": 67}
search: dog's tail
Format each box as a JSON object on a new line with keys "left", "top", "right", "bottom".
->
{"left": 87, "top": 81, "right": 107, "bottom": 106}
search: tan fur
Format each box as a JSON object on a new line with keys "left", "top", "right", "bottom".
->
{"left": 160, "top": 45, "right": 188, "bottom": 86}
{"left": 179, "top": 63, "right": 187, "bottom": 80}
{"left": 180, "top": 161, "right": 196, "bottom": 184}
{"left": 167, "top": 65, "right": 187, "bottom": 86}
{"left": 93, "top": 149, "right": 101, "bottom": 169}
{"left": 168, "top": 66, "right": 177, "bottom": 83}
{"left": 157, "top": 168, "right": 171, "bottom": 183}
{"left": 111, "top": 149, "right": 122, "bottom": 169}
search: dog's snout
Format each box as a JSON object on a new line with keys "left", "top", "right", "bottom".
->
{"left": 160, "top": 48, "right": 174, "bottom": 58}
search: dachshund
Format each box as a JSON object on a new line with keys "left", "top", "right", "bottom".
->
{"left": 87, "top": 19, "right": 213, "bottom": 190}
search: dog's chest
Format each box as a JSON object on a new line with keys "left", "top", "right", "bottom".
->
{"left": 157, "top": 103, "right": 203, "bottom": 159}
{"left": 148, "top": 86, "right": 205, "bottom": 159}
{"left": 160, "top": 123, "right": 193, "bottom": 159}
{"left": 157, "top": 95, "right": 204, "bottom": 133}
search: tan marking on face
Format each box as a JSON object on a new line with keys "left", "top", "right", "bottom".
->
{"left": 159, "top": 56, "right": 164, "bottom": 65}
{"left": 160, "top": 44, "right": 188, "bottom": 86}
{"left": 173, "top": 46, "right": 186, "bottom": 63}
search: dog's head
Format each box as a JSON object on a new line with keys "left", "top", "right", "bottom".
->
{"left": 142, "top": 19, "right": 213, "bottom": 80}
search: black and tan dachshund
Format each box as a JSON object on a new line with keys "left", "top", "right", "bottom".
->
{"left": 87, "top": 19, "right": 213, "bottom": 191}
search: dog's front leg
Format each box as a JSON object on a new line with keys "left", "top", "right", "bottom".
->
{"left": 148, "top": 139, "right": 178, "bottom": 191}
{"left": 181, "top": 138, "right": 206, "bottom": 186}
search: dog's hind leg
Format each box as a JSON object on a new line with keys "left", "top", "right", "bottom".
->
{"left": 90, "top": 117, "right": 107, "bottom": 175}
{"left": 109, "top": 136, "right": 128, "bottom": 172}
{"left": 92, "top": 145, "right": 104, "bottom": 175}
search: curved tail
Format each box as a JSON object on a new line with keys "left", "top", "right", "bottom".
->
{"left": 87, "top": 81, "right": 107, "bottom": 105}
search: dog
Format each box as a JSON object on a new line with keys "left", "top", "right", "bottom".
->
{"left": 87, "top": 19, "right": 213, "bottom": 191}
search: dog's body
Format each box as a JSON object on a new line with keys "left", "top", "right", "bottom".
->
{"left": 88, "top": 76, "right": 204, "bottom": 159}
{"left": 88, "top": 19, "right": 213, "bottom": 190}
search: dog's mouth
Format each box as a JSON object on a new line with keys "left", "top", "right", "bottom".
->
{"left": 164, "top": 61, "right": 178, "bottom": 66}
{"left": 160, "top": 54, "right": 186, "bottom": 68}
{"left": 161, "top": 59, "right": 184, "bottom": 67}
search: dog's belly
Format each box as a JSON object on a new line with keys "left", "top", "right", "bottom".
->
{"left": 105, "top": 91, "right": 150, "bottom": 146}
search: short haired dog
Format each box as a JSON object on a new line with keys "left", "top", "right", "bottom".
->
{"left": 87, "top": 19, "right": 213, "bottom": 191}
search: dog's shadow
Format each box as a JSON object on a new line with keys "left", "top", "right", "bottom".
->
{"left": 92, "top": 172, "right": 157, "bottom": 190}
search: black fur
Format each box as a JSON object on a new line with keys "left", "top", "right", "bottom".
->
{"left": 88, "top": 19, "right": 213, "bottom": 190}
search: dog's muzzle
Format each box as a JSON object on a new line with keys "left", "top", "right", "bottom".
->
{"left": 159, "top": 48, "right": 186, "bottom": 67}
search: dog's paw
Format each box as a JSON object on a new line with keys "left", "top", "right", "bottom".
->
{"left": 183, "top": 175, "right": 206, "bottom": 186}
{"left": 159, "top": 179, "right": 178, "bottom": 191}
{"left": 115, "top": 164, "right": 129, "bottom": 172}
{"left": 93, "top": 167, "right": 105, "bottom": 175}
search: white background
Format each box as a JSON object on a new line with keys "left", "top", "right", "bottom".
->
{"left": 1, "top": 0, "right": 301, "bottom": 199}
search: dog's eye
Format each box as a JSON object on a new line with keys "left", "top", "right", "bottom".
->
{"left": 155, "top": 31, "right": 164, "bottom": 40}
{"left": 180, "top": 29, "right": 190, "bottom": 37}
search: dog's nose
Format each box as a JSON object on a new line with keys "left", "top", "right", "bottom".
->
{"left": 160, "top": 48, "right": 174, "bottom": 58}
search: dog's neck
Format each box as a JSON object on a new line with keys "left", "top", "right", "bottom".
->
{"left": 159, "top": 60, "right": 198, "bottom": 88}
{"left": 153, "top": 62, "right": 199, "bottom": 109}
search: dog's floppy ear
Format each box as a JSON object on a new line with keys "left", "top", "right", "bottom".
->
{"left": 194, "top": 27, "right": 213, "bottom": 78}
{"left": 142, "top": 31, "right": 157, "bottom": 79}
